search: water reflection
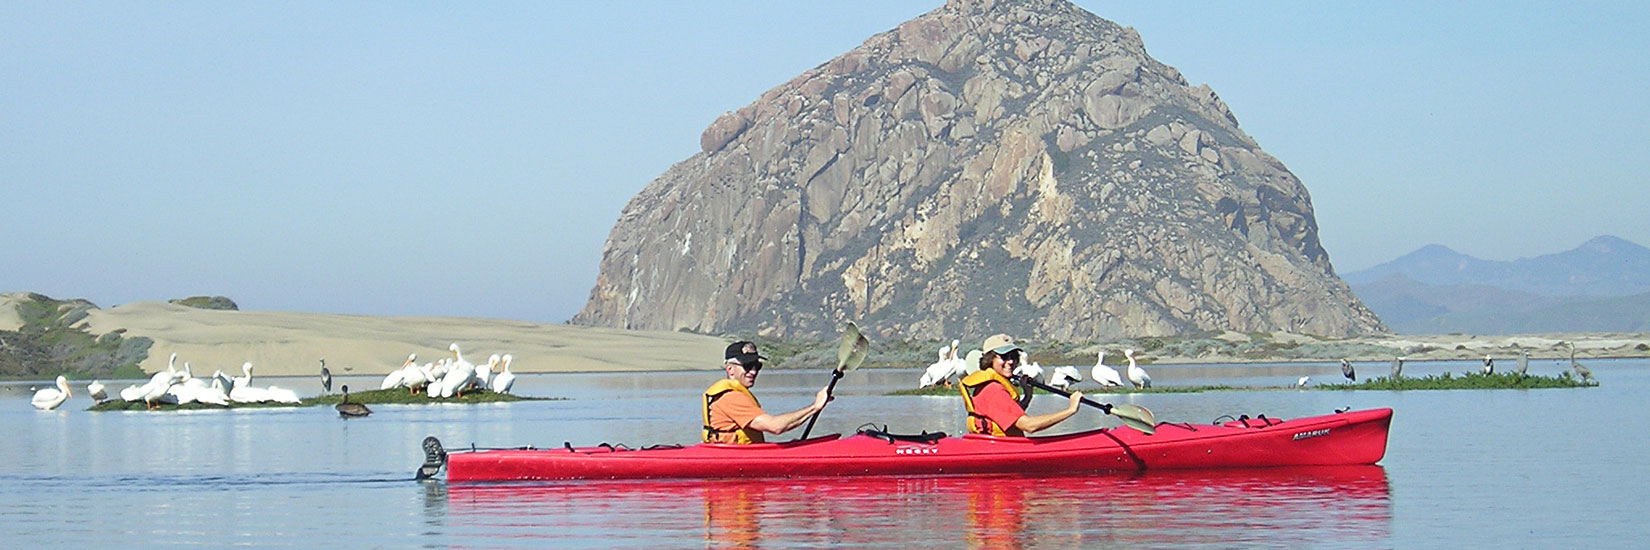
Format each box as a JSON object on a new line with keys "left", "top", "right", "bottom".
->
{"left": 441, "top": 466, "right": 1389, "bottom": 549}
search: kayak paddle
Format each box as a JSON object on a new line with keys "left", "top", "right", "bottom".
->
{"left": 798, "top": 322, "right": 871, "bottom": 440}
{"left": 1012, "top": 374, "right": 1157, "bottom": 435}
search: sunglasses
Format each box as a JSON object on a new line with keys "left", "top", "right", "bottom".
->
{"left": 740, "top": 362, "right": 763, "bottom": 373}
{"left": 1000, "top": 351, "right": 1021, "bottom": 363}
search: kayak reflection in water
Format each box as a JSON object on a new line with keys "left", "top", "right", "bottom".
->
{"left": 702, "top": 341, "right": 832, "bottom": 444}
{"left": 960, "top": 334, "right": 1083, "bottom": 436}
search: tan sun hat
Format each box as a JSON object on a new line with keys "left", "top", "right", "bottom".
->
{"left": 981, "top": 334, "right": 1022, "bottom": 355}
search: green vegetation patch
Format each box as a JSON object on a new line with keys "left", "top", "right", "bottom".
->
{"left": 2, "top": 293, "right": 151, "bottom": 380}
{"left": 87, "top": 388, "right": 558, "bottom": 411}
{"left": 1317, "top": 371, "right": 1596, "bottom": 391}
{"left": 169, "top": 296, "right": 239, "bottom": 310}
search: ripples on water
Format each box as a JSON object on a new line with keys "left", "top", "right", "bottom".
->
{"left": 440, "top": 467, "right": 1389, "bottom": 550}
{"left": 3, "top": 358, "right": 1647, "bottom": 548}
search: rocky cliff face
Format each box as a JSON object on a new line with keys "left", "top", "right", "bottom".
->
{"left": 573, "top": 0, "right": 1385, "bottom": 340}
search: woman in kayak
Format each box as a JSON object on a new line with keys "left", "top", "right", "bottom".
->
{"left": 703, "top": 341, "right": 832, "bottom": 444}
{"left": 959, "top": 334, "right": 1082, "bottom": 436}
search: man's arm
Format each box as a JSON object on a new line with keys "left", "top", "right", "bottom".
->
{"left": 746, "top": 387, "right": 832, "bottom": 435}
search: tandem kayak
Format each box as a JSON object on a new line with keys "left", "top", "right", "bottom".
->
{"left": 424, "top": 408, "right": 1391, "bottom": 482}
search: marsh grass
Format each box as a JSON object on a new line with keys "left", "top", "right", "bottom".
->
{"left": 87, "top": 387, "right": 557, "bottom": 411}
{"left": 887, "top": 371, "right": 1593, "bottom": 396}
{"left": 1318, "top": 371, "right": 1596, "bottom": 391}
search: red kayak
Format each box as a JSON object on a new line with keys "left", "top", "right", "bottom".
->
{"left": 432, "top": 408, "right": 1391, "bottom": 482}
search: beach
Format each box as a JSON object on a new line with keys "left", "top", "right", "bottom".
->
{"left": 12, "top": 299, "right": 1643, "bottom": 378}
{"left": 72, "top": 301, "right": 729, "bottom": 377}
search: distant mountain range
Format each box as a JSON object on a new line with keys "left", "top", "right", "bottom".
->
{"left": 1345, "top": 236, "right": 1650, "bottom": 334}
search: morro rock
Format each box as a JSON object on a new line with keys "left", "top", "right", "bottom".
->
{"left": 573, "top": 0, "right": 1385, "bottom": 341}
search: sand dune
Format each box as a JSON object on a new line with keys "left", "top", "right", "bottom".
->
{"left": 78, "top": 302, "right": 729, "bottom": 377}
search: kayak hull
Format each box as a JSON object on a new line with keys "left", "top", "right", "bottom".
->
{"left": 446, "top": 408, "right": 1392, "bottom": 482}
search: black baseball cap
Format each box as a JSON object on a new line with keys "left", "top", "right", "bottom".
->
{"left": 724, "top": 341, "right": 767, "bottom": 366}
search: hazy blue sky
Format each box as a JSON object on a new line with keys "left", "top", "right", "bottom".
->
{"left": 6, "top": 1, "right": 1647, "bottom": 324}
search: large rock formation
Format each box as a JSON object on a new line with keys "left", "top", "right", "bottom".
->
{"left": 573, "top": 0, "right": 1385, "bottom": 340}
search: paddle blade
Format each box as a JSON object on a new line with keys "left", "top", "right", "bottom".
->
{"left": 835, "top": 322, "right": 862, "bottom": 369}
{"left": 842, "top": 333, "right": 870, "bottom": 372}
{"left": 1110, "top": 404, "right": 1157, "bottom": 435}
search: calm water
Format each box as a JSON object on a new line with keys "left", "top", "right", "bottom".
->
{"left": 4, "top": 358, "right": 1647, "bottom": 548}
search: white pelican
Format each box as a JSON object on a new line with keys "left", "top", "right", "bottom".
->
{"left": 140, "top": 366, "right": 182, "bottom": 409}
{"left": 1482, "top": 355, "right": 1494, "bottom": 375}
{"left": 1296, "top": 376, "right": 1311, "bottom": 388}
{"left": 1125, "top": 349, "right": 1151, "bottom": 389}
{"left": 1517, "top": 349, "right": 1530, "bottom": 376}
{"left": 1012, "top": 360, "right": 1044, "bottom": 381}
{"left": 474, "top": 354, "right": 498, "bottom": 391}
{"left": 1391, "top": 357, "right": 1404, "bottom": 379}
{"left": 31, "top": 375, "right": 72, "bottom": 410}
{"left": 380, "top": 363, "right": 407, "bottom": 390}
{"left": 449, "top": 343, "right": 475, "bottom": 379}
{"left": 1048, "top": 365, "right": 1082, "bottom": 390}
{"left": 919, "top": 344, "right": 956, "bottom": 388}
{"left": 1340, "top": 359, "right": 1355, "bottom": 381}
{"left": 229, "top": 384, "right": 270, "bottom": 404}
{"left": 212, "top": 370, "right": 236, "bottom": 397}
{"left": 1091, "top": 351, "right": 1123, "bottom": 387}
{"left": 87, "top": 380, "right": 108, "bottom": 403}
{"left": 404, "top": 360, "right": 433, "bottom": 394}
{"left": 491, "top": 354, "right": 516, "bottom": 393}
{"left": 119, "top": 384, "right": 145, "bottom": 402}
{"left": 437, "top": 356, "right": 476, "bottom": 399}
{"left": 320, "top": 359, "right": 333, "bottom": 393}
{"left": 265, "top": 386, "right": 301, "bottom": 404}
{"left": 233, "top": 362, "right": 253, "bottom": 391}
{"left": 384, "top": 353, "right": 418, "bottom": 391}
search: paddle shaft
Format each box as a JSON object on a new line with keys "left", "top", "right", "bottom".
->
{"left": 1014, "top": 375, "right": 1113, "bottom": 414}
{"left": 797, "top": 369, "right": 843, "bottom": 440}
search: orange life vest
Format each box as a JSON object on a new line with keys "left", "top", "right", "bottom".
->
{"left": 702, "top": 379, "right": 765, "bottom": 444}
{"left": 959, "top": 368, "right": 1023, "bottom": 436}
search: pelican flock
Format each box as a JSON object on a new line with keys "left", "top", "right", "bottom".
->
{"left": 917, "top": 339, "right": 968, "bottom": 388}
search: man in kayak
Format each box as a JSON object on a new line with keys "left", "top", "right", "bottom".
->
{"left": 959, "top": 334, "right": 1082, "bottom": 436}
{"left": 703, "top": 341, "right": 833, "bottom": 444}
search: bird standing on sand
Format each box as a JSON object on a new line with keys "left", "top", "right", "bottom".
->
{"left": 335, "top": 385, "right": 371, "bottom": 417}
{"left": 1125, "top": 349, "right": 1151, "bottom": 389}
{"left": 320, "top": 359, "right": 333, "bottom": 393}
{"left": 31, "top": 375, "right": 72, "bottom": 410}
{"left": 1340, "top": 359, "right": 1355, "bottom": 382}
